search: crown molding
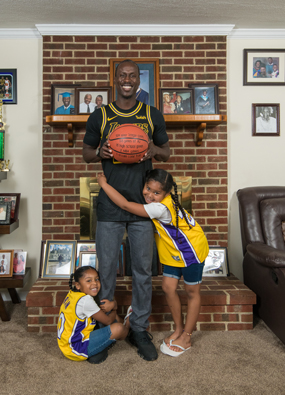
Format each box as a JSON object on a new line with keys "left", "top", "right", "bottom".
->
{"left": 35, "top": 24, "right": 235, "bottom": 36}
{"left": 228, "top": 29, "right": 285, "bottom": 39}
{"left": 0, "top": 28, "right": 41, "bottom": 39}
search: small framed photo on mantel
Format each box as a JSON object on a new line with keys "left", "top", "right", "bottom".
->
{"left": 189, "top": 84, "right": 219, "bottom": 115}
{"left": 159, "top": 88, "right": 193, "bottom": 116}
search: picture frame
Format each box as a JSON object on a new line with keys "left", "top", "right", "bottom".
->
{"left": 252, "top": 104, "right": 280, "bottom": 137}
{"left": 0, "top": 249, "right": 14, "bottom": 277}
{"left": 42, "top": 240, "right": 77, "bottom": 278}
{"left": 79, "top": 251, "right": 98, "bottom": 270}
{"left": 0, "top": 193, "right": 21, "bottom": 221}
{"left": 51, "top": 84, "right": 81, "bottom": 115}
{"left": 189, "top": 84, "right": 219, "bottom": 115}
{"left": 0, "top": 201, "right": 12, "bottom": 225}
{"left": 159, "top": 88, "right": 193, "bottom": 116}
{"left": 0, "top": 69, "right": 17, "bottom": 104}
{"left": 13, "top": 251, "right": 27, "bottom": 274}
{"left": 75, "top": 87, "right": 112, "bottom": 115}
{"left": 202, "top": 247, "right": 229, "bottom": 277}
{"left": 39, "top": 241, "right": 46, "bottom": 278}
{"left": 75, "top": 241, "right": 96, "bottom": 268}
{"left": 244, "top": 49, "right": 285, "bottom": 85}
{"left": 110, "top": 58, "right": 160, "bottom": 108}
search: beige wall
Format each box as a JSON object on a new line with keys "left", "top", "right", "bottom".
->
{"left": 0, "top": 38, "right": 43, "bottom": 299}
{"left": 227, "top": 38, "right": 285, "bottom": 280}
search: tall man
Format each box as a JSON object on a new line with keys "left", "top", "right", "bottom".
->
{"left": 83, "top": 59, "right": 170, "bottom": 362}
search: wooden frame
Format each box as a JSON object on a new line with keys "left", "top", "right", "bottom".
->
{"left": 244, "top": 49, "right": 285, "bottom": 85}
{"left": 0, "top": 69, "right": 17, "bottom": 104}
{"left": 51, "top": 84, "right": 81, "bottom": 115}
{"left": 42, "top": 240, "right": 77, "bottom": 278}
{"left": 159, "top": 88, "right": 193, "bottom": 116}
{"left": 189, "top": 84, "right": 219, "bottom": 115}
{"left": 75, "top": 86, "right": 112, "bottom": 114}
{"left": 0, "top": 249, "right": 13, "bottom": 277}
{"left": 110, "top": 58, "right": 160, "bottom": 108}
{"left": 13, "top": 251, "right": 27, "bottom": 274}
{"left": 252, "top": 104, "right": 280, "bottom": 136}
{"left": 0, "top": 193, "right": 21, "bottom": 221}
{"left": 203, "top": 247, "right": 229, "bottom": 277}
{"left": 0, "top": 201, "right": 11, "bottom": 225}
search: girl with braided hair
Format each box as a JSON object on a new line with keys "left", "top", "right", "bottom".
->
{"left": 57, "top": 266, "right": 131, "bottom": 364}
{"left": 98, "top": 168, "right": 209, "bottom": 358}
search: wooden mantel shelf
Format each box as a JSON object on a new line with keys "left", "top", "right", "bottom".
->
{"left": 0, "top": 172, "right": 8, "bottom": 181}
{"left": 46, "top": 114, "right": 227, "bottom": 147}
{"left": 0, "top": 219, "right": 19, "bottom": 234}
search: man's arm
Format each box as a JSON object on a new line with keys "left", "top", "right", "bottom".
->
{"left": 140, "top": 141, "right": 170, "bottom": 163}
{"left": 83, "top": 141, "right": 114, "bottom": 164}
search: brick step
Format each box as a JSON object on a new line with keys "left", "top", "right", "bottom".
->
{"left": 26, "top": 274, "right": 256, "bottom": 333}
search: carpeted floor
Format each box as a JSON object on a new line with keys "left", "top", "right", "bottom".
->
{"left": 1, "top": 302, "right": 285, "bottom": 395}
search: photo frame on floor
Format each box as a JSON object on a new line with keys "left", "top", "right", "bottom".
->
{"left": 75, "top": 240, "right": 96, "bottom": 268}
{"left": 78, "top": 251, "right": 98, "bottom": 270}
{"left": 202, "top": 247, "right": 229, "bottom": 277}
{"left": 41, "top": 240, "right": 77, "bottom": 278}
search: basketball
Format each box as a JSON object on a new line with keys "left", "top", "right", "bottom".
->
{"left": 108, "top": 124, "right": 149, "bottom": 164}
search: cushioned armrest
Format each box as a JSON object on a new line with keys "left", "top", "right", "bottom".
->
{"left": 247, "top": 243, "right": 285, "bottom": 268}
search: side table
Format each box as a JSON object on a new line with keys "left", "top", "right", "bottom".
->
{"left": 0, "top": 267, "right": 31, "bottom": 321}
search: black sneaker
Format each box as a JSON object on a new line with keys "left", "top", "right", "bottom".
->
{"left": 87, "top": 348, "right": 108, "bottom": 364}
{"left": 128, "top": 329, "right": 158, "bottom": 361}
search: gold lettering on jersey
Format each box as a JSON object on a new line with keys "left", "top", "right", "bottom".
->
{"left": 136, "top": 116, "right": 146, "bottom": 119}
{"left": 135, "top": 123, "right": 149, "bottom": 135}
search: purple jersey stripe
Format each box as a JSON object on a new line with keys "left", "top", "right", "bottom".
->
{"left": 162, "top": 223, "right": 200, "bottom": 266}
{"left": 70, "top": 319, "right": 89, "bottom": 357}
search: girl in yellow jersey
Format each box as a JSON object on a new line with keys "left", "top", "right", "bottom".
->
{"left": 98, "top": 169, "right": 209, "bottom": 358}
{"left": 57, "top": 266, "right": 131, "bottom": 364}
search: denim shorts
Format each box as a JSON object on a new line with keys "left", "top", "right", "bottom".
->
{"left": 87, "top": 325, "right": 115, "bottom": 357}
{"left": 163, "top": 262, "right": 205, "bottom": 285}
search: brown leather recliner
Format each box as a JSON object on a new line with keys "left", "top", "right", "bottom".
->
{"left": 237, "top": 186, "right": 285, "bottom": 344}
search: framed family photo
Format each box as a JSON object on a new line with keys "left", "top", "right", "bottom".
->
{"left": 110, "top": 58, "right": 160, "bottom": 108}
{"left": 0, "top": 250, "right": 13, "bottom": 277}
{"left": 0, "top": 201, "right": 12, "bottom": 225}
{"left": 13, "top": 251, "right": 27, "bottom": 274}
{"left": 189, "top": 84, "right": 219, "bottom": 115}
{"left": 75, "top": 87, "right": 112, "bottom": 115}
{"left": 51, "top": 84, "right": 81, "bottom": 115}
{"left": 41, "top": 240, "right": 77, "bottom": 278}
{"left": 0, "top": 69, "right": 17, "bottom": 104}
{"left": 244, "top": 49, "right": 285, "bottom": 85}
{"left": 0, "top": 193, "right": 21, "bottom": 222}
{"left": 160, "top": 88, "right": 193, "bottom": 116}
{"left": 252, "top": 104, "right": 280, "bottom": 137}
{"left": 202, "top": 247, "right": 229, "bottom": 277}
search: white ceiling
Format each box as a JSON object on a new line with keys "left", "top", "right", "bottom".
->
{"left": 1, "top": 0, "right": 285, "bottom": 31}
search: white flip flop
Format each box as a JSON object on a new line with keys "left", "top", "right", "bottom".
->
{"left": 123, "top": 305, "right": 132, "bottom": 325}
{"left": 160, "top": 339, "right": 191, "bottom": 357}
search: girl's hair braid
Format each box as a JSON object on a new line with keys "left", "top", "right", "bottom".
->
{"left": 145, "top": 169, "right": 191, "bottom": 242}
{"left": 69, "top": 272, "right": 76, "bottom": 291}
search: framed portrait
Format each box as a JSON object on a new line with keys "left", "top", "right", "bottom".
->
{"left": 244, "top": 49, "right": 285, "bottom": 85}
{"left": 252, "top": 104, "right": 280, "bottom": 137}
{"left": 0, "top": 69, "right": 17, "bottom": 104}
{"left": 75, "top": 241, "right": 96, "bottom": 268}
{"left": 51, "top": 84, "right": 81, "bottom": 115}
{"left": 110, "top": 58, "right": 160, "bottom": 108}
{"left": 0, "top": 193, "right": 21, "bottom": 221}
{"left": 0, "top": 249, "right": 13, "bottom": 277}
{"left": 160, "top": 88, "right": 193, "bottom": 116}
{"left": 41, "top": 240, "right": 77, "bottom": 278}
{"left": 189, "top": 84, "right": 219, "bottom": 115}
{"left": 0, "top": 131, "right": 4, "bottom": 161}
{"left": 203, "top": 247, "right": 230, "bottom": 277}
{"left": 78, "top": 251, "right": 98, "bottom": 270}
{"left": 75, "top": 87, "right": 112, "bottom": 115}
{"left": 13, "top": 251, "right": 27, "bottom": 275}
{"left": 0, "top": 201, "right": 11, "bottom": 225}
